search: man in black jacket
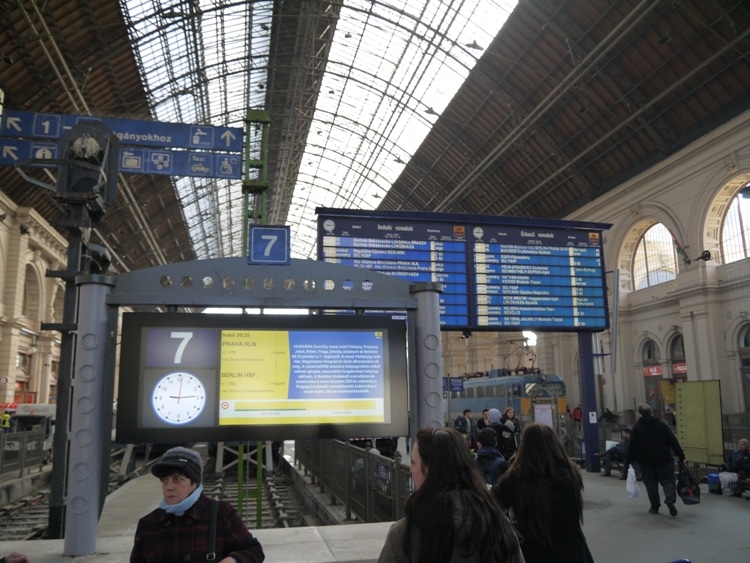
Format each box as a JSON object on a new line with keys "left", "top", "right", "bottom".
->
{"left": 624, "top": 404, "right": 685, "bottom": 517}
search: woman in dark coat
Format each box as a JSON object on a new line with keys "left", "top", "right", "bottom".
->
{"left": 493, "top": 424, "right": 593, "bottom": 563}
{"left": 379, "top": 427, "right": 524, "bottom": 563}
{"left": 131, "top": 447, "right": 264, "bottom": 563}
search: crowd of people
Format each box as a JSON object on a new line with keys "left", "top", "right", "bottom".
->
{"left": 5, "top": 405, "right": 749, "bottom": 563}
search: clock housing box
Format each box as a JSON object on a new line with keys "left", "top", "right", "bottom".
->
{"left": 116, "top": 312, "right": 409, "bottom": 444}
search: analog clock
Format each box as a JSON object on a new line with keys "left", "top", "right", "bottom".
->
{"left": 152, "top": 371, "right": 206, "bottom": 425}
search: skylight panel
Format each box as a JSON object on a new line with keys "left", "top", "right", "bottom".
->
{"left": 121, "top": 0, "right": 516, "bottom": 261}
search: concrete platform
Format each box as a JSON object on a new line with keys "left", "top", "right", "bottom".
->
{"left": 1, "top": 463, "right": 749, "bottom": 562}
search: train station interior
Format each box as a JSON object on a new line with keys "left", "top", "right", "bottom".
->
{"left": 1, "top": 0, "right": 750, "bottom": 559}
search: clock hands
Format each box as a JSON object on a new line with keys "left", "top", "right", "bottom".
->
{"left": 177, "top": 374, "right": 183, "bottom": 403}
{"left": 153, "top": 372, "right": 206, "bottom": 425}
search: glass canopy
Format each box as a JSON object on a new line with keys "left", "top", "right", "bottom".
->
{"left": 120, "top": 0, "right": 517, "bottom": 259}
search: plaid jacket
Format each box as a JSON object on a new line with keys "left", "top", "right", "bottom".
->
{"left": 130, "top": 493, "right": 264, "bottom": 563}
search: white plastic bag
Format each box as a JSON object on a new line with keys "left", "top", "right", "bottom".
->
{"left": 626, "top": 466, "right": 640, "bottom": 498}
{"left": 719, "top": 471, "right": 738, "bottom": 496}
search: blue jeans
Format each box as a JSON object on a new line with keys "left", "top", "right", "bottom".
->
{"left": 604, "top": 447, "right": 625, "bottom": 473}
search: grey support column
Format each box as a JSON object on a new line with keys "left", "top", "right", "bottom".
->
{"left": 64, "top": 274, "right": 115, "bottom": 556}
{"left": 410, "top": 283, "right": 444, "bottom": 435}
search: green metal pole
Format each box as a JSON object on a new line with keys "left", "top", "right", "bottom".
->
{"left": 240, "top": 109, "right": 271, "bottom": 527}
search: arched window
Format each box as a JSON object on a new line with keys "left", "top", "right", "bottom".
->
{"left": 632, "top": 224, "right": 679, "bottom": 289}
{"left": 642, "top": 339, "right": 660, "bottom": 363}
{"left": 721, "top": 185, "right": 750, "bottom": 263}
{"left": 670, "top": 334, "right": 685, "bottom": 362}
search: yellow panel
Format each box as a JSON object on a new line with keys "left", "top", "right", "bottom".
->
{"left": 676, "top": 380, "right": 723, "bottom": 464}
{"left": 220, "top": 415, "right": 382, "bottom": 425}
{"left": 520, "top": 397, "right": 531, "bottom": 415}
{"left": 234, "top": 399, "right": 377, "bottom": 411}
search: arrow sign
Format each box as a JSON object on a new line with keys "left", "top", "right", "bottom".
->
{"left": 0, "top": 109, "right": 244, "bottom": 153}
{"left": 0, "top": 139, "right": 59, "bottom": 166}
{"left": 0, "top": 138, "right": 241, "bottom": 179}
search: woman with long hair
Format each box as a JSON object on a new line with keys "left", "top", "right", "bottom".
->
{"left": 378, "top": 427, "right": 523, "bottom": 563}
{"left": 492, "top": 423, "right": 593, "bottom": 563}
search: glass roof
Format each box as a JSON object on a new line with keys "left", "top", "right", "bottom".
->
{"left": 119, "top": 0, "right": 517, "bottom": 260}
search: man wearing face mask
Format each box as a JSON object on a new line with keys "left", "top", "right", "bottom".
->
{"left": 130, "top": 446, "right": 264, "bottom": 563}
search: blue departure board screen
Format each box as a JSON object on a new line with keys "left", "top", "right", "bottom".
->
{"left": 317, "top": 209, "right": 611, "bottom": 332}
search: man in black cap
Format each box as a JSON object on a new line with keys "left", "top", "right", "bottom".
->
{"left": 131, "top": 446, "right": 264, "bottom": 562}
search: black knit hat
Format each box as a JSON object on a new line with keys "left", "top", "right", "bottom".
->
{"left": 151, "top": 447, "right": 203, "bottom": 484}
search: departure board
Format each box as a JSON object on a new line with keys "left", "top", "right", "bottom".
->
{"left": 318, "top": 209, "right": 611, "bottom": 332}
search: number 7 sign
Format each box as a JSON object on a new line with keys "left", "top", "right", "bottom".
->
{"left": 248, "top": 226, "right": 291, "bottom": 265}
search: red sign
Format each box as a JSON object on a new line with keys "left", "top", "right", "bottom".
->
{"left": 642, "top": 365, "right": 663, "bottom": 376}
{"left": 672, "top": 362, "right": 688, "bottom": 373}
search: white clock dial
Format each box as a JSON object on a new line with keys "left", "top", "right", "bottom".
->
{"left": 152, "top": 371, "right": 206, "bottom": 425}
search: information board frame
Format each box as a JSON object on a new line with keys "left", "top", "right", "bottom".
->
{"left": 317, "top": 208, "right": 611, "bottom": 332}
{"left": 116, "top": 312, "right": 409, "bottom": 443}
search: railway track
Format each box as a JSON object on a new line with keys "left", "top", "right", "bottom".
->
{"left": 0, "top": 456, "right": 314, "bottom": 541}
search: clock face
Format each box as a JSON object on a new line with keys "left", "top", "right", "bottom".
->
{"left": 152, "top": 371, "right": 206, "bottom": 425}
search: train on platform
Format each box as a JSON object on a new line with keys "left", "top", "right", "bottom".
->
{"left": 446, "top": 371, "right": 567, "bottom": 426}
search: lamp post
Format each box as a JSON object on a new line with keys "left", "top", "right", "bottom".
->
{"left": 42, "top": 121, "right": 119, "bottom": 539}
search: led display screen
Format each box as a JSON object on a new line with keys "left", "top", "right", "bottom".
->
{"left": 318, "top": 209, "right": 610, "bottom": 331}
{"left": 116, "top": 313, "right": 409, "bottom": 443}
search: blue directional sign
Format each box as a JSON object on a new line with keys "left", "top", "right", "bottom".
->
{"left": 0, "top": 138, "right": 241, "bottom": 179}
{"left": 0, "top": 138, "right": 59, "bottom": 166}
{"left": 118, "top": 148, "right": 241, "bottom": 178}
{"left": 0, "top": 109, "right": 243, "bottom": 152}
{"left": 248, "top": 226, "right": 291, "bottom": 265}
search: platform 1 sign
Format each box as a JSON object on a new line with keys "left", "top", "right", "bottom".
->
{"left": 0, "top": 138, "right": 241, "bottom": 179}
{"left": 0, "top": 109, "right": 243, "bottom": 152}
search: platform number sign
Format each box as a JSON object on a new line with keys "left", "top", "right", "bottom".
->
{"left": 248, "top": 225, "right": 291, "bottom": 265}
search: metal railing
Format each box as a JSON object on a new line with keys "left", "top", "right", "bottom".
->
{"left": 294, "top": 439, "right": 412, "bottom": 523}
{"left": 0, "top": 430, "right": 47, "bottom": 478}
{"left": 296, "top": 415, "right": 750, "bottom": 520}
{"left": 560, "top": 417, "right": 750, "bottom": 480}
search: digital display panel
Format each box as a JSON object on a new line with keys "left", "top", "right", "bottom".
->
{"left": 318, "top": 209, "right": 610, "bottom": 331}
{"left": 116, "top": 313, "right": 409, "bottom": 443}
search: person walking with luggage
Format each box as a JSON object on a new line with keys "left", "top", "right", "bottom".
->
{"left": 624, "top": 404, "right": 685, "bottom": 517}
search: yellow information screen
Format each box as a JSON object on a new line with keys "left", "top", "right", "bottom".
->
{"left": 118, "top": 313, "right": 408, "bottom": 443}
{"left": 218, "top": 329, "right": 386, "bottom": 424}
